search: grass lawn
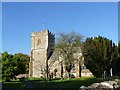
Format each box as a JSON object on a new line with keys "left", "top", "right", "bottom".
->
{"left": 2, "top": 81, "right": 28, "bottom": 89}
{"left": 2, "top": 79, "right": 28, "bottom": 90}
{"left": 2, "top": 77, "right": 104, "bottom": 90}
{"left": 33, "top": 77, "right": 104, "bottom": 88}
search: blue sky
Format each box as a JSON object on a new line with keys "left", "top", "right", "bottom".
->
{"left": 2, "top": 2, "right": 118, "bottom": 55}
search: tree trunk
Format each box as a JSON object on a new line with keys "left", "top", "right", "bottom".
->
{"left": 68, "top": 72, "right": 71, "bottom": 79}
{"left": 79, "top": 61, "right": 81, "bottom": 77}
{"left": 61, "top": 63, "right": 63, "bottom": 79}
{"left": 46, "top": 60, "right": 49, "bottom": 79}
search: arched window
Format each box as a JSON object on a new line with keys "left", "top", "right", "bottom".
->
{"left": 37, "top": 39, "right": 41, "bottom": 46}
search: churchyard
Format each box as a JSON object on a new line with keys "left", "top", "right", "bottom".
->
{"left": 1, "top": 32, "right": 120, "bottom": 90}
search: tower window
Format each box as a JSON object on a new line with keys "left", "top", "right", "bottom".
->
{"left": 37, "top": 39, "right": 41, "bottom": 46}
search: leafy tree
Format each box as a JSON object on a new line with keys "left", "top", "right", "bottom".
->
{"left": 113, "top": 41, "right": 120, "bottom": 76}
{"left": 0, "top": 53, "right": 2, "bottom": 82}
{"left": 12, "top": 53, "right": 29, "bottom": 75}
{"left": 2, "top": 52, "right": 14, "bottom": 81}
{"left": 56, "top": 32, "right": 84, "bottom": 78}
{"left": 117, "top": 41, "right": 120, "bottom": 75}
{"left": 2, "top": 52, "right": 29, "bottom": 82}
{"left": 82, "top": 36, "right": 118, "bottom": 78}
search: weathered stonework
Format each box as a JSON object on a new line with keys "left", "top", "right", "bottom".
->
{"left": 29, "top": 30, "right": 93, "bottom": 78}
{"left": 29, "top": 30, "right": 55, "bottom": 78}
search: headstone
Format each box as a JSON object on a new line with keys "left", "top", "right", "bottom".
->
{"left": 103, "top": 71, "right": 106, "bottom": 79}
{"left": 110, "top": 68, "right": 113, "bottom": 77}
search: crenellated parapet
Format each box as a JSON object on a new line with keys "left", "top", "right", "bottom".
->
{"left": 31, "top": 29, "right": 54, "bottom": 37}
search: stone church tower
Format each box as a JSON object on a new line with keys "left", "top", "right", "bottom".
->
{"left": 29, "top": 30, "right": 55, "bottom": 78}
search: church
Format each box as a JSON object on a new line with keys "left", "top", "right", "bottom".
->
{"left": 29, "top": 30, "right": 93, "bottom": 78}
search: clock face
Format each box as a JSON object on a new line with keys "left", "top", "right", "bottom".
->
{"left": 37, "top": 39, "right": 41, "bottom": 46}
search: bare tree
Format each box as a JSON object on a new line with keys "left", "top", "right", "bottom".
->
{"left": 56, "top": 31, "right": 84, "bottom": 78}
